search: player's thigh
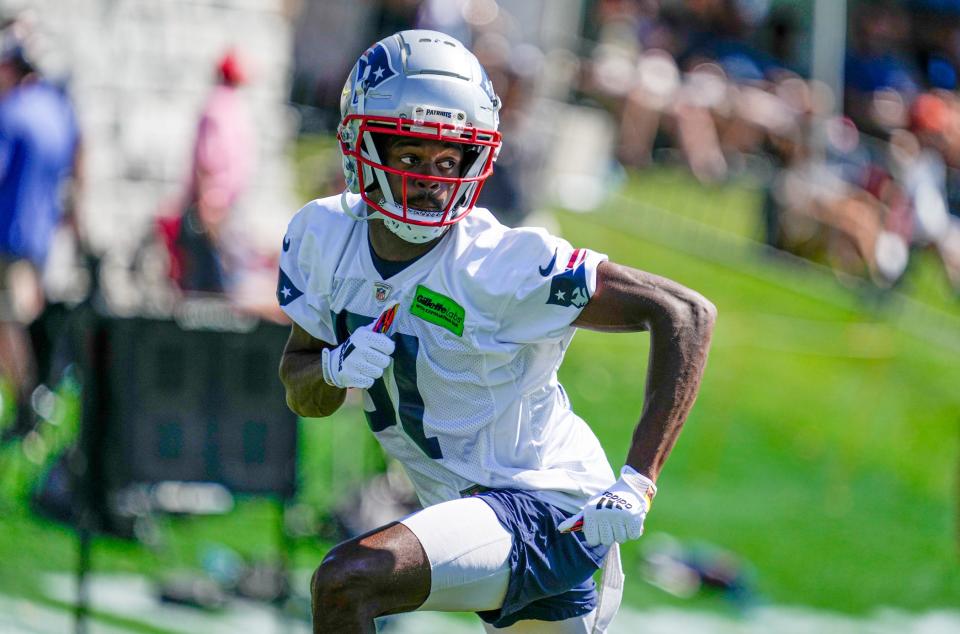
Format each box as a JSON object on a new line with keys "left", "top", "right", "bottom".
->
{"left": 481, "top": 611, "right": 596, "bottom": 634}
{"left": 314, "top": 520, "right": 431, "bottom": 616}
{"left": 400, "top": 495, "right": 513, "bottom": 612}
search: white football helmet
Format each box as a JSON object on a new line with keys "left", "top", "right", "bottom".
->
{"left": 338, "top": 30, "right": 502, "bottom": 243}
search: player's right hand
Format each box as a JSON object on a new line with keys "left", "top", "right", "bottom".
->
{"left": 321, "top": 324, "right": 395, "bottom": 389}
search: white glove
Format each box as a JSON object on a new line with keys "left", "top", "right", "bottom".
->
{"left": 558, "top": 465, "right": 656, "bottom": 547}
{"left": 321, "top": 324, "right": 395, "bottom": 389}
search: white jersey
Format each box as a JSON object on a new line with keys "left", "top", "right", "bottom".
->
{"left": 278, "top": 193, "right": 615, "bottom": 513}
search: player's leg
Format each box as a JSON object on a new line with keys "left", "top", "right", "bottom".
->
{"left": 400, "top": 495, "right": 512, "bottom": 612}
{"left": 311, "top": 495, "right": 513, "bottom": 633}
{"left": 404, "top": 496, "right": 610, "bottom": 634}
{"left": 310, "top": 520, "right": 430, "bottom": 633}
{"left": 404, "top": 497, "right": 608, "bottom": 633}
{"left": 311, "top": 493, "right": 605, "bottom": 633}
{"left": 465, "top": 489, "right": 614, "bottom": 633}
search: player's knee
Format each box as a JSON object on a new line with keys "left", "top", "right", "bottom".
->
{"left": 311, "top": 545, "right": 380, "bottom": 615}
{"left": 311, "top": 556, "right": 361, "bottom": 611}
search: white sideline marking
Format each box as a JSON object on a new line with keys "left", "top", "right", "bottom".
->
{"left": 613, "top": 605, "right": 960, "bottom": 634}
{"left": 0, "top": 595, "right": 129, "bottom": 634}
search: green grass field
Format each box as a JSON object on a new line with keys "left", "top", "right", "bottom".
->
{"left": 552, "top": 176, "right": 960, "bottom": 613}
{"left": 1, "top": 162, "right": 958, "bottom": 628}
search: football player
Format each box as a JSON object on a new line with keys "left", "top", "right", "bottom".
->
{"left": 278, "top": 30, "right": 716, "bottom": 634}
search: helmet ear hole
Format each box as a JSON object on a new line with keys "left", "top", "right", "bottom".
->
{"left": 360, "top": 130, "right": 396, "bottom": 208}
{"left": 370, "top": 132, "right": 392, "bottom": 164}
{"left": 461, "top": 145, "right": 483, "bottom": 176}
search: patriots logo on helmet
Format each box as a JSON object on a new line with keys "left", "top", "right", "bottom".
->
{"left": 353, "top": 42, "right": 397, "bottom": 105}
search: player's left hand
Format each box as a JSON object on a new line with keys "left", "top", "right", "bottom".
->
{"left": 557, "top": 465, "right": 656, "bottom": 547}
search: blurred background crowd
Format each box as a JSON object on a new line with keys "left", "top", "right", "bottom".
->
{"left": 292, "top": 0, "right": 960, "bottom": 294}
{"left": 5, "top": 1, "right": 960, "bottom": 323}
{"left": 2, "top": 1, "right": 960, "bottom": 632}
{"left": 3, "top": 0, "right": 960, "bottom": 346}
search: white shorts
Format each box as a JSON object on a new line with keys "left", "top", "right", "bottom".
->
{"left": 400, "top": 496, "right": 597, "bottom": 633}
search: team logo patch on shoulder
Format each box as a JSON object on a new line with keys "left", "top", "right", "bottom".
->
{"left": 410, "top": 285, "right": 465, "bottom": 336}
{"left": 546, "top": 262, "right": 590, "bottom": 309}
{"left": 276, "top": 269, "right": 304, "bottom": 307}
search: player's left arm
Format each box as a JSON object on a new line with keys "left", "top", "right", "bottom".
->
{"left": 574, "top": 260, "right": 716, "bottom": 480}
{"left": 560, "top": 260, "right": 716, "bottom": 545}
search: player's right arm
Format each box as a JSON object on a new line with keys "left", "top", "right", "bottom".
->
{"left": 277, "top": 199, "right": 395, "bottom": 416}
{"left": 279, "top": 323, "right": 346, "bottom": 418}
{"left": 280, "top": 308, "right": 397, "bottom": 417}
{"left": 276, "top": 199, "right": 357, "bottom": 417}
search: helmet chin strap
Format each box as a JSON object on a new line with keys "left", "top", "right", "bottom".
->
{"left": 379, "top": 196, "right": 449, "bottom": 243}
{"left": 382, "top": 216, "right": 448, "bottom": 244}
{"left": 340, "top": 190, "right": 449, "bottom": 244}
{"left": 340, "top": 190, "right": 369, "bottom": 220}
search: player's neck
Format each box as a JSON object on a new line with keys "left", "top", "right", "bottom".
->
{"left": 368, "top": 219, "right": 445, "bottom": 263}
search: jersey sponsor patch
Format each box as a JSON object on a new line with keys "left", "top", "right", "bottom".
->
{"left": 276, "top": 269, "right": 304, "bottom": 307}
{"left": 410, "top": 284, "right": 465, "bottom": 336}
{"left": 546, "top": 262, "right": 590, "bottom": 308}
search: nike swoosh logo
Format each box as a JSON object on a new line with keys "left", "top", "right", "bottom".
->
{"left": 539, "top": 249, "right": 557, "bottom": 276}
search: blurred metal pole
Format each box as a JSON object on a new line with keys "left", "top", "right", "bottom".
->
{"left": 75, "top": 521, "right": 90, "bottom": 634}
{"left": 274, "top": 498, "right": 292, "bottom": 634}
{"left": 811, "top": 0, "right": 847, "bottom": 116}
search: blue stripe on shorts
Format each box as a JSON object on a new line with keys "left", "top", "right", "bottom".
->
{"left": 473, "top": 489, "right": 609, "bottom": 628}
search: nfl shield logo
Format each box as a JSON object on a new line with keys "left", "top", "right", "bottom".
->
{"left": 374, "top": 282, "right": 392, "bottom": 302}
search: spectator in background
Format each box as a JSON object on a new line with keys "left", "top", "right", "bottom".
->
{"left": 844, "top": 0, "right": 920, "bottom": 136}
{"left": 891, "top": 93, "right": 960, "bottom": 292}
{"left": 910, "top": 8, "right": 960, "bottom": 91}
{"left": 763, "top": 4, "right": 801, "bottom": 75}
{"left": 0, "top": 34, "right": 80, "bottom": 440}
{"left": 612, "top": 0, "right": 801, "bottom": 181}
{"left": 172, "top": 49, "right": 254, "bottom": 294}
{"left": 677, "top": 0, "right": 783, "bottom": 83}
